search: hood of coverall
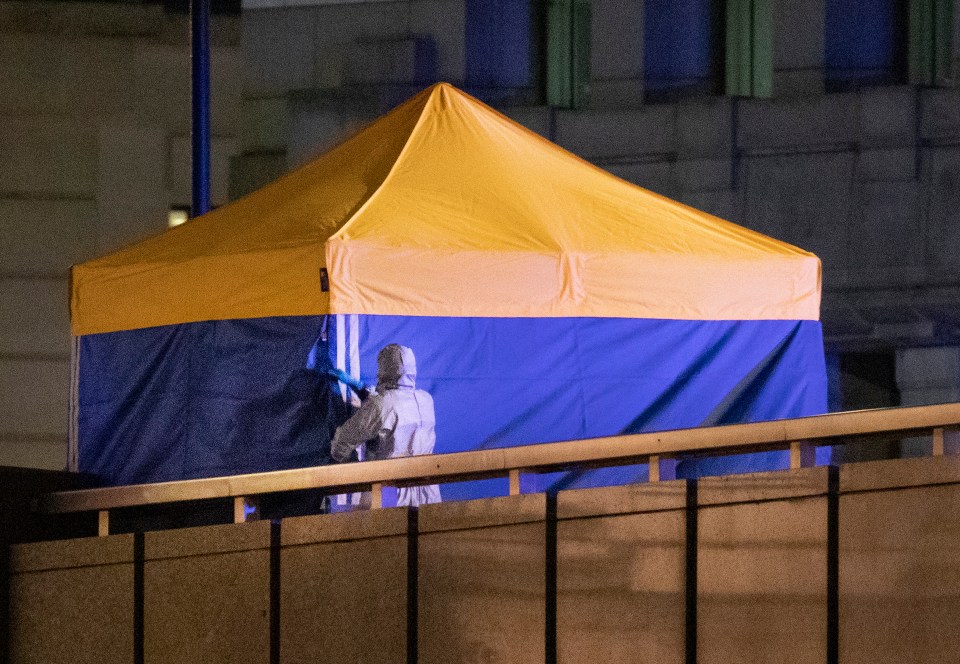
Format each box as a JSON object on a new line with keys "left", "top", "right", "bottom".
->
{"left": 377, "top": 344, "right": 416, "bottom": 390}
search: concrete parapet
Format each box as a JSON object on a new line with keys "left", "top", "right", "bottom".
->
{"left": 557, "top": 481, "right": 686, "bottom": 663}
{"left": 839, "top": 457, "right": 960, "bottom": 663}
{"left": 8, "top": 534, "right": 134, "bottom": 664}
{"left": 144, "top": 522, "right": 272, "bottom": 664}
{"left": 418, "top": 494, "right": 546, "bottom": 663}
{"left": 280, "top": 508, "right": 409, "bottom": 663}
{"left": 10, "top": 457, "right": 960, "bottom": 661}
{"left": 698, "top": 468, "right": 829, "bottom": 664}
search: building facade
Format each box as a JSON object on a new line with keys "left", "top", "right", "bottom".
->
{"left": 235, "top": 0, "right": 960, "bottom": 431}
{"left": 0, "top": 1, "right": 243, "bottom": 469}
{"left": 2, "top": 0, "right": 959, "bottom": 470}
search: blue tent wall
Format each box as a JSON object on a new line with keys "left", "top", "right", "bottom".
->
{"left": 78, "top": 315, "right": 827, "bottom": 495}
{"left": 78, "top": 316, "right": 345, "bottom": 485}
{"left": 355, "top": 315, "right": 827, "bottom": 499}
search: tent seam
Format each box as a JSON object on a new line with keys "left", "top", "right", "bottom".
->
{"left": 328, "top": 89, "right": 437, "bottom": 243}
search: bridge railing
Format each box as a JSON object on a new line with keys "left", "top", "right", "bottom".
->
{"left": 37, "top": 402, "right": 960, "bottom": 535}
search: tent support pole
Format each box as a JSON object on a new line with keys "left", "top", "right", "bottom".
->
{"left": 191, "top": 0, "right": 211, "bottom": 217}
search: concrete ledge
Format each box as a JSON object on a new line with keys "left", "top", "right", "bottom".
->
{"left": 145, "top": 521, "right": 270, "bottom": 560}
{"left": 557, "top": 479, "right": 687, "bottom": 519}
{"left": 698, "top": 466, "right": 830, "bottom": 506}
{"left": 10, "top": 533, "right": 133, "bottom": 573}
{"left": 418, "top": 493, "right": 545, "bottom": 533}
{"left": 282, "top": 506, "right": 409, "bottom": 545}
{"left": 840, "top": 455, "right": 960, "bottom": 493}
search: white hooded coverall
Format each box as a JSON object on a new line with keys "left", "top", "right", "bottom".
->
{"left": 330, "top": 344, "right": 441, "bottom": 506}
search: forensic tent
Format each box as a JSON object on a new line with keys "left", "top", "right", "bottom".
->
{"left": 70, "top": 83, "right": 827, "bottom": 498}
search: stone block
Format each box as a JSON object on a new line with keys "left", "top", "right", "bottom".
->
{"left": 8, "top": 535, "right": 134, "bottom": 664}
{"left": 855, "top": 147, "right": 916, "bottom": 181}
{"left": 674, "top": 158, "right": 731, "bottom": 192}
{"left": 921, "top": 88, "right": 960, "bottom": 140}
{"left": 504, "top": 105, "right": 553, "bottom": 139}
{"left": 168, "top": 134, "right": 239, "bottom": 207}
{"left": 895, "top": 346, "right": 960, "bottom": 392}
{"left": 286, "top": 107, "right": 368, "bottom": 168}
{"left": 409, "top": 0, "right": 466, "bottom": 82}
{"left": 900, "top": 387, "right": 960, "bottom": 406}
{"left": 418, "top": 494, "right": 546, "bottom": 663}
{"left": 737, "top": 95, "right": 858, "bottom": 151}
{"left": 316, "top": 1, "right": 411, "bottom": 42}
{"left": 130, "top": 42, "right": 241, "bottom": 135}
{"left": 229, "top": 150, "right": 288, "bottom": 201}
{"left": 0, "top": 116, "right": 97, "bottom": 196}
{"left": 675, "top": 98, "right": 733, "bottom": 158}
{"left": 0, "top": 198, "right": 98, "bottom": 273}
{"left": 849, "top": 181, "right": 922, "bottom": 270}
{"left": 242, "top": 0, "right": 282, "bottom": 8}
{"left": 741, "top": 151, "right": 854, "bottom": 269}
{"left": 697, "top": 468, "right": 828, "bottom": 664}
{"left": 585, "top": 78, "right": 645, "bottom": 108}
{"left": 590, "top": 0, "right": 643, "bottom": 80}
{"left": 281, "top": 509, "right": 409, "bottom": 663}
{"left": 0, "top": 439, "right": 66, "bottom": 470}
{"left": 555, "top": 106, "right": 676, "bottom": 159}
{"left": 243, "top": 8, "right": 317, "bottom": 96}
{"left": 130, "top": 44, "right": 190, "bottom": 133}
{"left": 241, "top": 96, "right": 290, "bottom": 152}
{"left": 859, "top": 86, "right": 915, "bottom": 145}
{"left": 556, "top": 481, "right": 686, "bottom": 663}
{"left": 96, "top": 124, "right": 168, "bottom": 254}
{"left": 604, "top": 159, "right": 675, "bottom": 196}
{"left": 841, "top": 456, "right": 960, "bottom": 493}
{"left": 678, "top": 190, "right": 742, "bottom": 223}
{"left": 144, "top": 521, "right": 272, "bottom": 664}
{"left": 345, "top": 37, "right": 423, "bottom": 85}
{"left": 774, "top": 0, "right": 824, "bottom": 70}
{"left": 925, "top": 147, "right": 960, "bottom": 270}
{"left": 209, "top": 45, "right": 245, "bottom": 129}
{"left": 0, "top": 278, "right": 70, "bottom": 356}
{"left": 0, "top": 358, "right": 69, "bottom": 437}
{"left": 772, "top": 69, "right": 825, "bottom": 98}
{"left": 0, "top": 35, "right": 142, "bottom": 118}
{"left": 0, "top": 2, "right": 165, "bottom": 38}
{"left": 839, "top": 478, "right": 960, "bottom": 663}
{"left": 557, "top": 479, "right": 688, "bottom": 519}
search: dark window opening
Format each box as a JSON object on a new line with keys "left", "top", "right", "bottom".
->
{"left": 825, "top": 0, "right": 908, "bottom": 90}
{"left": 644, "top": 0, "right": 725, "bottom": 101}
{"left": 464, "top": 0, "right": 544, "bottom": 104}
{"left": 832, "top": 351, "right": 901, "bottom": 462}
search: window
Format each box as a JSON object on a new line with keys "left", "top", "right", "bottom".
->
{"left": 168, "top": 206, "right": 190, "bottom": 228}
{"left": 643, "top": 0, "right": 773, "bottom": 100}
{"left": 644, "top": 0, "right": 725, "bottom": 98}
{"left": 465, "top": 0, "right": 533, "bottom": 88}
{"left": 465, "top": 0, "right": 542, "bottom": 100}
{"left": 825, "top": 0, "right": 908, "bottom": 89}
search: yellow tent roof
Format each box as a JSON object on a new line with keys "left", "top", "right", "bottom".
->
{"left": 71, "top": 83, "right": 820, "bottom": 336}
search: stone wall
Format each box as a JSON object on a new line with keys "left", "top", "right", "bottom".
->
{"left": 9, "top": 454, "right": 960, "bottom": 662}
{"left": 0, "top": 2, "right": 244, "bottom": 470}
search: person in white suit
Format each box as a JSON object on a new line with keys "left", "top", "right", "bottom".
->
{"left": 329, "top": 344, "right": 441, "bottom": 506}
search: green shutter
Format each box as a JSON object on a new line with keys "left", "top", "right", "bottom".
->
{"left": 726, "top": 0, "right": 773, "bottom": 98}
{"left": 910, "top": 0, "right": 955, "bottom": 86}
{"left": 572, "top": 0, "right": 592, "bottom": 108}
{"left": 546, "top": 0, "right": 591, "bottom": 108}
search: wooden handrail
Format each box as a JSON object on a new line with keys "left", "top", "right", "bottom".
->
{"left": 38, "top": 403, "right": 960, "bottom": 517}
